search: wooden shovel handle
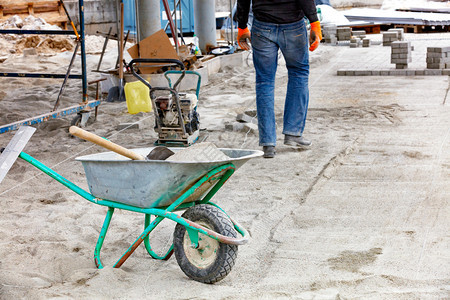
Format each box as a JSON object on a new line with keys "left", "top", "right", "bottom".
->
{"left": 69, "top": 126, "right": 145, "bottom": 160}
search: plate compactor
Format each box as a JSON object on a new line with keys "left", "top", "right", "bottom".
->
{"left": 130, "top": 59, "right": 201, "bottom": 147}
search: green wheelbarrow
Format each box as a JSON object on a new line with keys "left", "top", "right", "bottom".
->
{"left": 0, "top": 126, "right": 263, "bottom": 284}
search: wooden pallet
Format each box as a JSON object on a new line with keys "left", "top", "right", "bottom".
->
{"left": 0, "top": 0, "right": 68, "bottom": 29}
{"left": 349, "top": 24, "right": 381, "bottom": 34}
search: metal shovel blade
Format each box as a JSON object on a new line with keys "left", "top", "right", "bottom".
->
{"left": 0, "top": 126, "right": 36, "bottom": 184}
{"left": 146, "top": 146, "right": 174, "bottom": 160}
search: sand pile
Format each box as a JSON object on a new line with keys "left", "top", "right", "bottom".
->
{"left": 0, "top": 15, "right": 110, "bottom": 56}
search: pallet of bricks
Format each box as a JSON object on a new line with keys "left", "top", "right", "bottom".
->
{"left": 427, "top": 47, "right": 450, "bottom": 69}
{"left": 0, "top": 0, "right": 68, "bottom": 29}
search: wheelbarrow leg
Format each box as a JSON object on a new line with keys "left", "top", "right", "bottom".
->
{"left": 94, "top": 207, "right": 115, "bottom": 269}
{"left": 143, "top": 214, "right": 174, "bottom": 260}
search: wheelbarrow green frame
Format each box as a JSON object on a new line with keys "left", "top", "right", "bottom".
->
{"left": 18, "top": 151, "right": 249, "bottom": 269}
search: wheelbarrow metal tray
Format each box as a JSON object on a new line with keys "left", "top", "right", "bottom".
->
{"left": 76, "top": 147, "right": 262, "bottom": 208}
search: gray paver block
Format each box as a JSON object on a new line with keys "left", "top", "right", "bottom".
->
{"left": 391, "top": 58, "right": 409, "bottom": 64}
{"left": 237, "top": 113, "right": 258, "bottom": 124}
{"left": 389, "top": 70, "right": 407, "bottom": 76}
{"left": 427, "top": 52, "right": 446, "bottom": 58}
{"left": 350, "top": 43, "right": 358, "bottom": 48}
{"left": 415, "top": 70, "right": 425, "bottom": 75}
{"left": 391, "top": 41, "right": 410, "bottom": 48}
{"left": 337, "top": 70, "right": 347, "bottom": 76}
{"left": 426, "top": 57, "right": 450, "bottom": 63}
{"left": 406, "top": 70, "right": 416, "bottom": 76}
{"left": 354, "top": 70, "right": 371, "bottom": 76}
{"left": 442, "top": 69, "right": 450, "bottom": 75}
{"left": 428, "top": 47, "right": 450, "bottom": 53}
{"left": 425, "top": 69, "right": 443, "bottom": 75}
{"left": 225, "top": 122, "right": 245, "bottom": 132}
{"left": 371, "top": 70, "right": 380, "bottom": 75}
{"left": 345, "top": 70, "right": 355, "bottom": 76}
{"left": 427, "top": 63, "right": 445, "bottom": 69}
{"left": 380, "top": 70, "right": 390, "bottom": 76}
{"left": 243, "top": 122, "right": 258, "bottom": 132}
{"left": 396, "top": 64, "right": 408, "bottom": 69}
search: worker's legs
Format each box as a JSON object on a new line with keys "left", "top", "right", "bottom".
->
{"left": 251, "top": 19, "right": 279, "bottom": 146}
{"left": 279, "top": 20, "right": 310, "bottom": 137}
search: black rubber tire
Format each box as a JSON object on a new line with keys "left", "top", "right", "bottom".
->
{"left": 173, "top": 204, "right": 238, "bottom": 284}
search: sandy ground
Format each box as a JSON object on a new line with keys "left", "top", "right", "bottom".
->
{"left": 0, "top": 31, "right": 449, "bottom": 299}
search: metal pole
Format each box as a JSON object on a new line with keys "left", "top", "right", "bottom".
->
{"left": 78, "top": 0, "right": 87, "bottom": 102}
{"left": 193, "top": 0, "right": 216, "bottom": 54}
{"left": 138, "top": 0, "right": 161, "bottom": 41}
{"left": 173, "top": 0, "right": 178, "bottom": 54}
{"left": 229, "top": 0, "right": 234, "bottom": 45}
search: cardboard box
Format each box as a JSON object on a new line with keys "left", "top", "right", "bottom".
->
{"left": 127, "top": 29, "right": 179, "bottom": 74}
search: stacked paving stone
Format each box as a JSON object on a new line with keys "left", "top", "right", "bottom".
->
{"left": 362, "top": 38, "right": 371, "bottom": 47}
{"left": 388, "top": 28, "right": 404, "bottom": 41}
{"left": 391, "top": 41, "right": 411, "bottom": 69}
{"left": 349, "top": 36, "right": 360, "bottom": 48}
{"left": 426, "top": 47, "right": 450, "bottom": 69}
{"left": 323, "top": 24, "right": 337, "bottom": 44}
{"left": 383, "top": 28, "right": 404, "bottom": 46}
{"left": 352, "top": 30, "right": 366, "bottom": 39}
{"left": 336, "top": 27, "right": 351, "bottom": 41}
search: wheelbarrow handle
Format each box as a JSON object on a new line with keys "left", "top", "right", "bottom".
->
{"left": 69, "top": 126, "right": 146, "bottom": 161}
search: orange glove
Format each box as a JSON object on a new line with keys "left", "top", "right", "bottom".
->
{"left": 237, "top": 27, "right": 251, "bottom": 51}
{"left": 309, "top": 21, "right": 322, "bottom": 52}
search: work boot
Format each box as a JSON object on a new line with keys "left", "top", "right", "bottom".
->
{"left": 284, "top": 135, "right": 312, "bottom": 148}
{"left": 263, "top": 146, "right": 276, "bottom": 158}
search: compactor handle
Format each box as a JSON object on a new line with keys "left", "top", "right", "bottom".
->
{"left": 129, "top": 58, "right": 186, "bottom": 90}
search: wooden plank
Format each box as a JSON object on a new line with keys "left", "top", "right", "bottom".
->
{"left": 0, "top": 0, "right": 68, "bottom": 28}
{"left": 0, "top": 126, "right": 36, "bottom": 184}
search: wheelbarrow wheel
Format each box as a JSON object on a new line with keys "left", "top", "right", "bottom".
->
{"left": 173, "top": 204, "right": 238, "bottom": 284}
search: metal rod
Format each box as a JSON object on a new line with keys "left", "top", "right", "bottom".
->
{"left": 174, "top": 0, "right": 178, "bottom": 54}
{"left": 134, "top": 0, "right": 141, "bottom": 57}
{"left": 0, "top": 29, "right": 75, "bottom": 35}
{"left": 53, "top": 42, "right": 80, "bottom": 111}
{"left": 161, "top": 0, "right": 179, "bottom": 47}
{"left": 78, "top": 0, "right": 88, "bottom": 103}
{"left": 0, "top": 73, "right": 82, "bottom": 79}
{"left": 59, "top": 0, "right": 80, "bottom": 40}
{"left": 229, "top": 0, "right": 234, "bottom": 45}
{"left": 97, "top": 27, "right": 112, "bottom": 71}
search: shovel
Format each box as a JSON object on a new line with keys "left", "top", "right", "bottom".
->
{"left": 107, "top": 0, "right": 126, "bottom": 102}
{"left": 69, "top": 126, "right": 174, "bottom": 160}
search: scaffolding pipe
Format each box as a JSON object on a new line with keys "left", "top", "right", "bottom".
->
{"left": 193, "top": 0, "right": 216, "bottom": 54}
{"left": 138, "top": 0, "right": 161, "bottom": 41}
{"left": 79, "top": 0, "right": 88, "bottom": 102}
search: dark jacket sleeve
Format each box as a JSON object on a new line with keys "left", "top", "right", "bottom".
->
{"left": 236, "top": 0, "right": 251, "bottom": 29}
{"left": 299, "top": 0, "right": 319, "bottom": 23}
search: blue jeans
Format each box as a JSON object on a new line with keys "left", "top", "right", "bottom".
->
{"left": 251, "top": 18, "right": 310, "bottom": 146}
